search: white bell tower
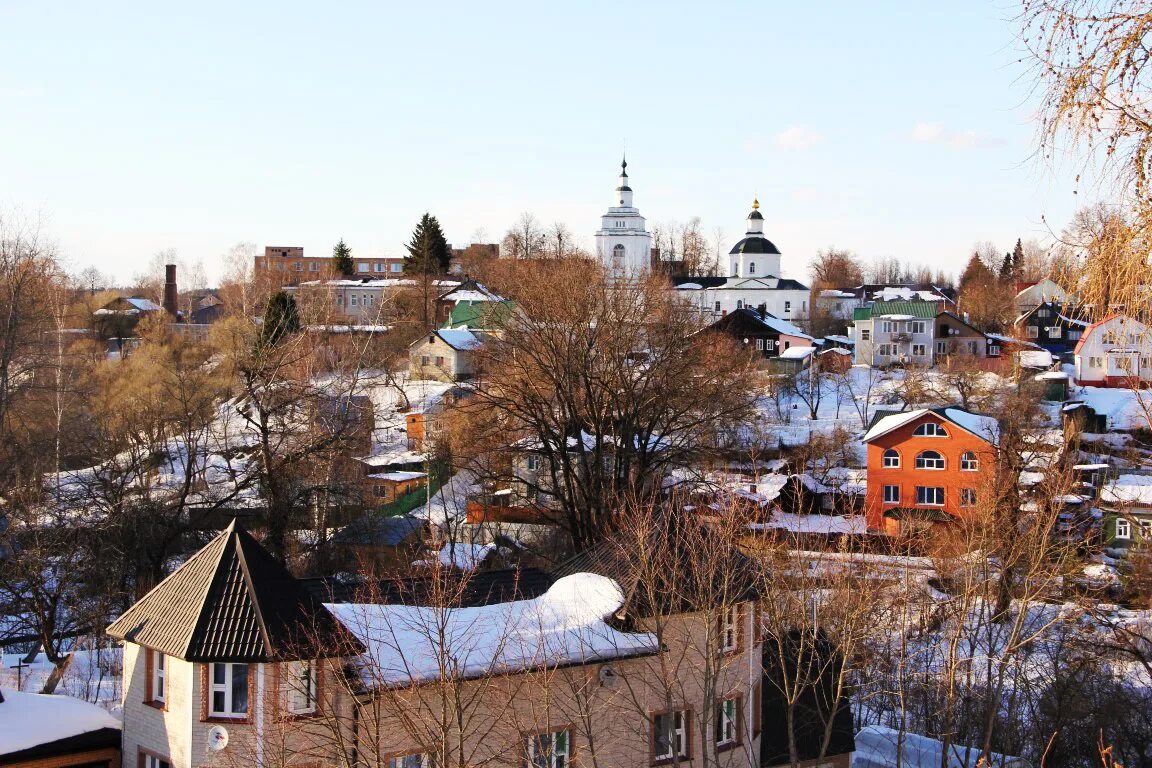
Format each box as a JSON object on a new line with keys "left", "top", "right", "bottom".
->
{"left": 594, "top": 156, "right": 653, "bottom": 278}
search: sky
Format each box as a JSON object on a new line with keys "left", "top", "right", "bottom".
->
{"left": 0, "top": 1, "right": 1104, "bottom": 285}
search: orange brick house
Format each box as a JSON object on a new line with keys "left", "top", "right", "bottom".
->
{"left": 863, "top": 407, "right": 1000, "bottom": 535}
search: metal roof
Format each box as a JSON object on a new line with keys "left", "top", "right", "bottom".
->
{"left": 106, "top": 521, "right": 359, "bottom": 662}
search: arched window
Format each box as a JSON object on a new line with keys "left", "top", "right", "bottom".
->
{"left": 749, "top": 262, "right": 756, "bottom": 275}
{"left": 736, "top": 300, "right": 743, "bottom": 310}
{"left": 612, "top": 244, "right": 625, "bottom": 260}
{"left": 882, "top": 449, "right": 900, "bottom": 468}
{"left": 913, "top": 422, "right": 948, "bottom": 437}
{"left": 915, "top": 450, "right": 945, "bottom": 470}
{"left": 960, "top": 451, "right": 978, "bottom": 471}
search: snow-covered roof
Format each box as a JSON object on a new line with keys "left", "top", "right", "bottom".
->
{"left": 778, "top": 345, "right": 816, "bottom": 360}
{"left": 1078, "top": 386, "right": 1152, "bottom": 431}
{"left": 823, "top": 334, "right": 853, "bottom": 345}
{"left": 677, "top": 282, "right": 703, "bottom": 290}
{"left": 1102, "top": 474, "right": 1152, "bottom": 506}
{"left": 1018, "top": 350, "right": 1055, "bottom": 369}
{"left": 877, "top": 313, "right": 917, "bottom": 321}
{"left": 359, "top": 450, "right": 426, "bottom": 467}
{"left": 437, "top": 541, "right": 497, "bottom": 570}
{"left": 749, "top": 513, "right": 867, "bottom": 535}
{"left": 368, "top": 471, "right": 427, "bottom": 482}
{"left": 819, "top": 289, "right": 855, "bottom": 299}
{"left": 872, "top": 286, "right": 949, "bottom": 303}
{"left": 326, "top": 573, "right": 658, "bottom": 687}
{"left": 757, "top": 314, "right": 812, "bottom": 339}
{"left": 863, "top": 407, "right": 999, "bottom": 445}
{"left": 436, "top": 329, "right": 484, "bottom": 351}
{"left": 854, "top": 725, "right": 1026, "bottom": 768}
{"left": 0, "top": 690, "right": 120, "bottom": 756}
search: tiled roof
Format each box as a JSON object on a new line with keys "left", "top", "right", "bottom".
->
{"left": 853, "top": 300, "right": 940, "bottom": 321}
{"left": 106, "top": 521, "right": 359, "bottom": 662}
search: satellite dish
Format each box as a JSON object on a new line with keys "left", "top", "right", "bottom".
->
{"left": 598, "top": 664, "right": 620, "bottom": 688}
{"left": 208, "top": 725, "right": 229, "bottom": 752}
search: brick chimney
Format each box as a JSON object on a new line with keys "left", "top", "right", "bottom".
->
{"left": 164, "top": 264, "right": 178, "bottom": 317}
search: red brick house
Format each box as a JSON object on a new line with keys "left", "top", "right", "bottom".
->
{"left": 863, "top": 407, "right": 999, "bottom": 535}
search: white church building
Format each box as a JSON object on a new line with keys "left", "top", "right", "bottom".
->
{"left": 591, "top": 158, "right": 810, "bottom": 325}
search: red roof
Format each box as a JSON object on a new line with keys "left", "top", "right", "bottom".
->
{"left": 1073, "top": 314, "right": 1121, "bottom": 356}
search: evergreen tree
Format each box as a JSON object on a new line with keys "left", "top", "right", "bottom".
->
{"left": 261, "top": 290, "right": 300, "bottom": 347}
{"left": 959, "top": 253, "right": 996, "bottom": 294}
{"left": 332, "top": 238, "right": 354, "bottom": 276}
{"left": 404, "top": 213, "right": 451, "bottom": 275}
{"left": 999, "top": 250, "right": 1014, "bottom": 284}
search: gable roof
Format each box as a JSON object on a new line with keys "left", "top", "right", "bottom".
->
{"left": 106, "top": 521, "right": 359, "bottom": 662}
{"left": 852, "top": 300, "right": 940, "bottom": 321}
{"left": 446, "top": 299, "right": 515, "bottom": 330}
{"left": 862, "top": 406, "right": 1000, "bottom": 445}
{"left": 435, "top": 328, "right": 485, "bottom": 351}
{"left": 1073, "top": 313, "right": 1151, "bottom": 355}
{"left": 708, "top": 308, "right": 812, "bottom": 340}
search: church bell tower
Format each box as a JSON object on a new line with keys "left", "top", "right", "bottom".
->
{"left": 594, "top": 156, "right": 653, "bottom": 278}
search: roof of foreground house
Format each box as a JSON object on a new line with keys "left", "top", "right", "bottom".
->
{"left": 0, "top": 690, "right": 121, "bottom": 761}
{"left": 862, "top": 406, "right": 1000, "bottom": 445}
{"left": 852, "top": 300, "right": 940, "bottom": 321}
{"left": 106, "top": 520, "right": 360, "bottom": 662}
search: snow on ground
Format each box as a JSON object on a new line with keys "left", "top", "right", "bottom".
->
{"left": 0, "top": 646, "right": 123, "bottom": 713}
{"left": 0, "top": 689, "right": 121, "bottom": 755}
{"left": 750, "top": 512, "right": 867, "bottom": 535}
{"left": 853, "top": 725, "right": 1024, "bottom": 768}
{"left": 326, "top": 573, "right": 658, "bottom": 686}
{"left": 1076, "top": 385, "right": 1152, "bottom": 431}
{"left": 437, "top": 541, "right": 497, "bottom": 570}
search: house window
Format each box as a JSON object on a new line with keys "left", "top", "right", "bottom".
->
{"left": 142, "top": 754, "right": 172, "bottom": 768}
{"left": 960, "top": 451, "right": 978, "bottom": 471}
{"left": 860, "top": 329, "right": 871, "bottom": 341}
{"left": 1037, "top": 307, "right": 1050, "bottom": 318}
{"left": 527, "top": 729, "right": 571, "bottom": 768}
{"left": 912, "top": 344, "right": 926, "bottom": 356}
{"left": 916, "top": 486, "right": 945, "bottom": 506}
{"left": 784, "top": 301, "right": 792, "bottom": 314}
{"left": 883, "top": 484, "right": 900, "bottom": 504}
{"left": 910, "top": 321, "right": 926, "bottom": 334}
{"left": 882, "top": 321, "right": 894, "bottom": 334}
{"left": 1049, "top": 326, "right": 1061, "bottom": 339}
{"left": 350, "top": 295, "right": 359, "bottom": 306}
{"left": 915, "top": 450, "right": 945, "bottom": 470}
{"left": 150, "top": 650, "right": 166, "bottom": 704}
{"left": 421, "top": 355, "right": 430, "bottom": 366}
{"left": 882, "top": 449, "right": 900, "bottom": 468}
{"left": 913, "top": 422, "right": 948, "bottom": 437}
{"left": 1090, "top": 357, "right": 1103, "bottom": 368}
{"left": 652, "top": 710, "right": 689, "bottom": 762}
{"left": 209, "top": 662, "right": 249, "bottom": 718}
{"left": 877, "top": 343, "right": 892, "bottom": 356}
{"left": 1027, "top": 326, "right": 1039, "bottom": 338}
{"left": 357, "top": 263, "right": 369, "bottom": 272}
{"left": 988, "top": 345, "right": 1001, "bottom": 357}
{"left": 374, "top": 262, "right": 384, "bottom": 272}
{"left": 960, "top": 488, "right": 977, "bottom": 507}
{"left": 719, "top": 605, "right": 740, "bottom": 653}
{"left": 309, "top": 262, "right": 319, "bottom": 271}
{"left": 714, "top": 697, "right": 739, "bottom": 747}
{"left": 285, "top": 660, "right": 317, "bottom": 715}
{"left": 389, "top": 754, "right": 432, "bottom": 768}
{"left": 391, "top": 263, "right": 403, "bottom": 272}
{"left": 1140, "top": 519, "right": 1152, "bottom": 539}
{"left": 1116, "top": 518, "right": 1132, "bottom": 539}
{"left": 1068, "top": 330, "right": 1082, "bottom": 341}
{"left": 293, "top": 261, "right": 303, "bottom": 271}
{"left": 936, "top": 341, "right": 947, "bottom": 355}
{"left": 526, "top": 454, "right": 540, "bottom": 471}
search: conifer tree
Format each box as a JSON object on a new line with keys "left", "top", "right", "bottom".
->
{"left": 404, "top": 213, "right": 451, "bottom": 275}
{"left": 958, "top": 253, "right": 996, "bottom": 294}
{"left": 332, "top": 238, "right": 354, "bottom": 276}
{"left": 260, "top": 290, "right": 300, "bottom": 346}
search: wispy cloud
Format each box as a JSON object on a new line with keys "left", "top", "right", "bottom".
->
{"left": 773, "top": 125, "right": 825, "bottom": 151}
{"left": 909, "top": 121, "right": 1001, "bottom": 150}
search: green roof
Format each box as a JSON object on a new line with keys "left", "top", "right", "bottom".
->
{"left": 446, "top": 300, "right": 515, "bottom": 330}
{"left": 855, "top": 300, "right": 939, "bottom": 320}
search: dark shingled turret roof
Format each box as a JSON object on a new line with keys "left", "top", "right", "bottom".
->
{"left": 106, "top": 520, "right": 360, "bottom": 662}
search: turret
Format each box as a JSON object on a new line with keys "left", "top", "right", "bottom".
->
{"left": 615, "top": 156, "right": 633, "bottom": 207}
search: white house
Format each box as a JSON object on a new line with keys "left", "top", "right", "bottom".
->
{"left": 1073, "top": 314, "right": 1152, "bottom": 388}
{"left": 409, "top": 328, "right": 487, "bottom": 382}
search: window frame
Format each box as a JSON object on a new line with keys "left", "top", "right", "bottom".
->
{"left": 284, "top": 659, "right": 318, "bottom": 716}
{"left": 911, "top": 343, "right": 926, "bottom": 356}
{"left": 525, "top": 727, "right": 572, "bottom": 768}
{"left": 882, "top": 449, "right": 900, "bottom": 468}
{"left": 860, "top": 329, "right": 871, "bottom": 341}
{"left": 714, "top": 696, "right": 742, "bottom": 750}
{"left": 912, "top": 422, "right": 948, "bottom": 437}
{"left": 1116, "top": 517, "right": 1132, "bottom": 540}
{"left": 206, "top": 662, "right": 251, "bottom": 721}
{"left": 960, "top": 451, "right": 978, "bottom": 471}
{"left": 140, "top": 749, "right": 172, "bottom": 768}
{"left": 146, "top": 649, "right": 167, "bottom": 708}
{"left": 387, "top": 752, "right": 433, "bottom": 768}
{"left": 883, "top": 484, "right": 900, "bottom": 504}
{"left": 915, "top": 486, "right": 945, "bottom": 506}
{"left": 915, "top": 450, "right": 946, "bottom": 470}
{"left": 651, "top": 709, "right": 690, "bottom": 764}
{"left": 960, "top": 488, "right": 977, "bottom": 507}
{"left": 718, "top": 604, "right": 741, "bottom": 655}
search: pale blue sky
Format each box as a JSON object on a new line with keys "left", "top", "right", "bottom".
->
{"left": 0, "top": 1, "right": 1099, "bottom": 284}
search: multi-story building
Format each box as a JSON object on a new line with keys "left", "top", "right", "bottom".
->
{"left": 850, "top": 301, "right": 939, "bottom": 366}
{"left": 106, "top": 520, "right": 825, "bottom": 768}
{"left": 285, "top": 277, "right": 462, "bottom": 324}
{"left": 1073, "top": 314, "right": 1152, "bottom": 387}
{"left": 1013, "top": 300, "right": 1088, "bottom": 358}
{"left": 863, "top": 407, "right": 1000, "bottom": 535}
{"left": 256, "top": 245, "right": 488, "bottom": 288}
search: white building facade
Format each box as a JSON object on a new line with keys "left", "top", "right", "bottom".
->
{"left": 1074, "top": 314, "right": 1152, "bottom": 387}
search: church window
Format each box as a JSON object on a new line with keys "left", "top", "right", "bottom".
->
{"left": 714, "top": 301, "right": 721, "bottom": 312}
{"left": 612, "top": 244, "right": 625, "bottom": 260}
{"left": 749, "top": 262, "right": 756, "bottom": 275}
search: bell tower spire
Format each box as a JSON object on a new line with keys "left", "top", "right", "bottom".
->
{"left": 616, "top": 154, "right": 633, "bottom": 207}
{"left": 595, "top": 155, "right": 651, "bottom": 278}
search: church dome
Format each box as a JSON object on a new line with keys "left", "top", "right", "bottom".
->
{"left": 747, "top": 210, "right": 763, "bottom": 221}
{"left": 729, "top": 235, "right": 781, "bottom": 255}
